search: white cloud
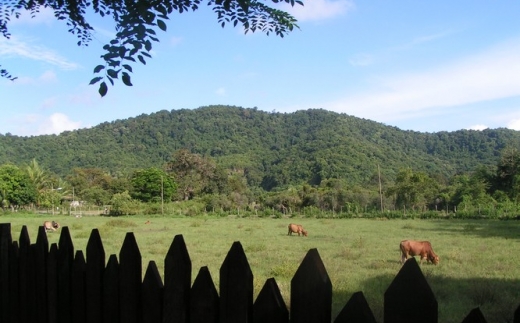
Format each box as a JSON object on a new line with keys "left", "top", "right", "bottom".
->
{"left": 38, "top": 113, "right": 82, "bottom": 135}
{"left": 39, "top": 70, "right": 57, "bottom": 83}
{"left": 215, "top": 87, "right": 226, "bottom": 96}
{"left": 0, "top": 37, "right": 79, "bottom": 70}
{"left": 41, "top": 97, "right": 58, "bottom": 110}
{"left": 170, "top": 36, "right": 183, "bottom": 46}
{"left": 322, "top": 38, "right": 520, "bottom": 123}
{"left": 279, "top": 0, "right": 354, "bottom": 22}
{"left": 507, "top": 119, "right": 520, "bottom": 131}
{"left": 467, "top": 124, "right": 488, "bottom": 131}
{"left": 4, "top": 70, "right": 58, "bottom": 85}
{"left": 9, "top": 112, "right": 83, "bottom": 136}
{"left": 349, "top": 53, "right": 374, "bottom": 67}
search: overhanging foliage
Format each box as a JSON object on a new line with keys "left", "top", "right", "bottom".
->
{"left": 0, "top": 0, "right": 301, "bottom": 95}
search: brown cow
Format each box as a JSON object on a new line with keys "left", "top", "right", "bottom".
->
{"left": 43, "top": 221, "right": 60, "bottom": 232}
{"left": 287, "top": 223, "right": 308, "bottom": 237}
{"left": 400, "top": 240, "right": 439, "bottom": 265}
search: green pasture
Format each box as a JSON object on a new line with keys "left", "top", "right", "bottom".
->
{"left": 2, "top": 214, "right": 520, "bottom": 323}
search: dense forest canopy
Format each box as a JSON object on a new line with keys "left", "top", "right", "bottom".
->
{"left": 1, "top": 106, "right": 518, "bottom": 184}
{"left": 1, "top": 106, "right": 519, "bottom": 217}
{"left": 0, "top": 0, "right": 300, "bottom": 96}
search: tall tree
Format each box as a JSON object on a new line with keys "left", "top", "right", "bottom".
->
{"left": 493, "top": 147, "right": 520, "bottom": 200}
{"left": 130, "top": 167, "right": 176, "bottom": 202}
{"left": 25, "top": 158, "right": 49, "bottom": 206}
{"left": 0, "top": 164, "right": 37, "bottom": 209}
{"left": 386, "top": 168, "right": 437, "bottom": 212}
{"left": 0, "top": 0, "right": 301, "bottom": 96}
{"left": 165, "top": 149, "right": 219, "bottom": 200}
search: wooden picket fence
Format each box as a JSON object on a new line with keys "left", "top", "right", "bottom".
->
{"left": 0, "top": 222, "right": 519, "bottom": 323}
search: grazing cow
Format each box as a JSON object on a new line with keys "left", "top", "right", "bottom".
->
{"left": 400, "top": 240, "right": 439, "bottom": 265}
{"left": 43, "top": 221, "right": 60, "bottom": 232}
{"left": 287, "top": 223, "right": 308, "bottom": 237}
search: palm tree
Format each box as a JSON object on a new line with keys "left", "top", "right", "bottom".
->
{"left": 26, "top": 159, "right": 49, "bottom": 207}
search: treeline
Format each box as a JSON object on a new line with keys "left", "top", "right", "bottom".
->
{"left": 0, "top": 106, "right": 519, "bottom": 218}
{"left": 0, "top": 146, "right": 519, "bottom": 218}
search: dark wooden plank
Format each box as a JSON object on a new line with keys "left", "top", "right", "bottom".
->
{"left": 515, "top": 302, "right": 520, "bottom": 323}
{"left": 290, "top": 248, "right": 332, "bottom": 323}
{"left": 34, "top": 226, "right": 49, "bottom": 323}
{"left": 86, "top": 229, "right": 105, "bottom": 323}
{"left": 18, "top": 226, "right": 31, "bottom": 323}
{"left": 47, "top": 243, "right": 59, "bottom": 323}
{"left": 190, "top": 266, "right": 219, "bottom": 323}
{"left": 142, "top": 261, "right": 163, "bottom": 323}
{"left": 119, "top": 232, "right": 142, "bottom": 323}
{"left": 461, "top": 307, "right": 487, "bottom": 323}
{"left": 57, "top": 227, "right": 74, "bottom": 323}
{"left": 253, "top": 277, "right": 288, "bottom": 323}
{"left": 103, "top": 254, "right": 120, "bottom": 323}
{"left": 334, "top": 291, "right": 377, "bottom": 323}
{"left": 384, "top": 258, "right": 437, "bottom": 323}
{"left": 26, "top": 244, "right": 39, "bottom": 323}
{"left": 0, "top": 223, "right": 12, "bottom": 322}
{"left": 71, "top": 251, "right": 87, "bottom": 323}
{"left": 220, "top": 241, "right": 253, "bottom": 323}
{"left": 9, "top": 241, "right": 20, "bottom": 323}
{"left": 163, "top": 234, "right": 191, "bottom": 323}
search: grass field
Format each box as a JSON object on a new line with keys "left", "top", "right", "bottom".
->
{"left": 2, "top": 214, "right": 520, "bottom": 323}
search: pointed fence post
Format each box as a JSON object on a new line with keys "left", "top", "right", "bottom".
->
{"left": 334, "top": 291, "right": 377, "bottom": 323}
{"left": 290, "top": 248, "right": 332, "bottom": 323}
{"left": 0, "top": 223, "right": 12, "bottom": 322}
{"left": 461, "top": 307, "right": 487, "bottom": 323}
{"left": 120, "top": 232, "right": 142, "bottom": 323}
{"left": 163, "top": 234, "right": 191, "bottom": 323}
{"left": 35, "top": 226, "right": 49, "bottom": 323}
{"left": 190, "top": 266, "right": 219, "bottom": 323}
{"left": 220, "top": 241, "right": 253, "bottom": 323}
{"left": 47, "top": 243, "right": 59, "bottom": 323}
{"left": 384, "top": 258, "right": 437, "bottom": 323}
{"left": 19, "top": 225, "right": 35, "bottom": 323}
{"left": 253, "top": 277, "right": 288, "bottom": 323}
{"left": 57, "top": 227, "right": 74, "bottom": 323}
{"left": 103, "top": 254, "right": 120, "bottom": 323}
{"left": 86, "top": 229, "right": 105, "bottom": 323}
{"left": 71, "top": 251, "right": 86, "bottom": 323}
{"left": 142, "top": 261, "right": 163, "bottom": 323}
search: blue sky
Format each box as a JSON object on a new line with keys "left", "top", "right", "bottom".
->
{"left": 1, "top": 1, "right": 519, "bottom": 136}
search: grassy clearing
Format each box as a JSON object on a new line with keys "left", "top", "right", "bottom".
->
{"left": 2, "top": 214, "right": 520, "bottom": 323}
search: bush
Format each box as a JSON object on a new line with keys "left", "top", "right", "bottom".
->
{"left": 109, "top": 191, "right": 140, "bottom": 215}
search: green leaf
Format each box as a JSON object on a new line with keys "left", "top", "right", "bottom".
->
{"left": 89, "top": 76, "right": 103, "bottom": 85}
{"left": 122, "top": 72, "right": 133, "bottom": 86}
{"left": 122, "top": 64, "right": 133, "bottom": 72}
{"left": 98, "top": 81, "right": 108, "bottom": 97}
{"left": 93, "top": 65, "right": 105, "bottom": 73}
{"left": 157, "top": 19, "right": 167, "bottom": 31}
{"left": 107, "top": 69, "right": 119, "bottom": 78}
{"left": 145, "top": 40, "right": 152, "bottom": 52}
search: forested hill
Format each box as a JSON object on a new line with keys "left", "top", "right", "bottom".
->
{"left": 1, "top": 106, "right": 519, "bottom": 189}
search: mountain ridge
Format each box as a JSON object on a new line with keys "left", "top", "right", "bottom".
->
{"left": 1, "top": 106, "right": 518, "bottom": 189}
